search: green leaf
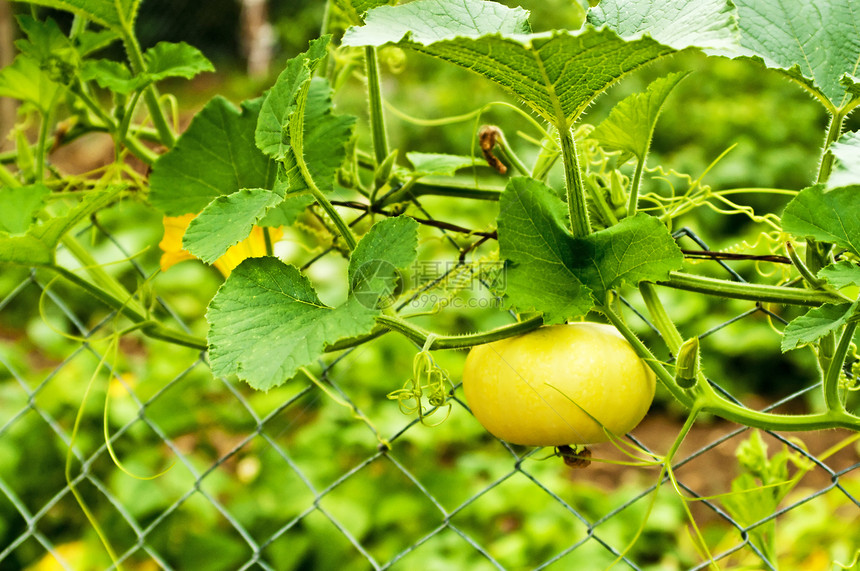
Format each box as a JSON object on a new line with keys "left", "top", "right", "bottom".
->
{"left": 10, "top": 0, "right": 141, "bottom": 33}
{"left": 0, "top": 55, "right": 63, "bottom": 111}
{"left": 206, "top": 258, "right": 377, "bottom": 390}
{"left": 406, "top": 153, "right": 484, "bottom": 177}
{"left": 781, "top": 302, "right": 858, "bottom": 352}
{"left": 14, "top": 16, "right": 75, "bottom": 65}
{"left": 80, "top": 59, "right": 138, "bottom": 93}
{"left": 280, "top": 79, "right": 356, "bottom": 193}
{"left": 575, "top": 213, "right": 684, "bottom": 298}
{"left": 332, "top": 0, "right": 392, "bottom": 24}
{"left": 0, "top": 184, "right": 50, "bottom": 234}
{"left": 497, "top": 177, "right": 683, "bottom": 322}
{"left": 818, "top": 261, "right": 860, "bottom": 290}
{"left": 75, "top": 30, "right": 120, "bottom": 57}
{"left": 781, "top": 185, "right": 860, "bottom": 256}
{"left": 590, "top": 71, "right": 689, "bottom": 162}
{"left": 348, "top": 216, "right": 419, "bottom": 309}
{"left": 143, "top": 41, "right": 215, "bottom": 83}
{"left": 257, "top": 196, "right": 315, "bottom": 227}
{"left": 183, "top": 188, "right": 284, "bottom": 264}
{"left": 0, "top": 187, "right": 121, "bottom": 266}
{"left": 587, "top": 0, "right": 740, "bottom": 55}
{"left": 149, "top": 96, "right": 275, "bottom": 216}
{"left": 828, "top": 131, "right": 860, "bottom": 188}
{"left": 497, "top": 177, "right": 592, "bottom": 323}
{"left": 729, "top": 0, "right": 860, "bottom": 109}
{"left": 256, "top": 37, "right": 330, "bottom": 160}
{"left": 343, "top": 0, "right": 736, "bottom": 126}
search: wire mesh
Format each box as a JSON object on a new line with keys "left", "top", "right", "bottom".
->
{"left": 1, "top": 209, "right": 859, "bottom": 571}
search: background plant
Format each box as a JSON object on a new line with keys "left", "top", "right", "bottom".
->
{"left": 1, "top": 0, "right": 859, "bottom": 569}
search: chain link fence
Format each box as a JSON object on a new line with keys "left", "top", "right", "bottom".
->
{"left": 1, "top": 205, "right": 859, "bottom": 570}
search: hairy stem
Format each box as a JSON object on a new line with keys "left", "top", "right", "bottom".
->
{"left": 559, "top": 127, "right": 591, "bottom": 237}
{"left": 816, "top": 110, "right": 846, "bottom": 185}
{"left": 627, "top": 157, "right": 645, "bottom": 218}
{"left": 293, "top": 82, "right": 358, "bottom": 251}
{"left": 365, "top": 46, "right": 389, "bottom": 167}
{"left": 824, "top": 322, "right": 857, "bottom": 413}
{"left": 53, "top": 266, "right": 207, "bottom": 350}
{"left": 600, "top": 304, "right": 695, "bottom": 409}
{"left": 639, "top": 282, "right": 684, "bottom": 354}
{"left": 661, "top": 271, "right": 844, "bottom": 306}
{"left": 376, "top": 314, "right": 544, "bottom": 350}
{"left": 122, "top": 31, "right": 176, "bottom": 148}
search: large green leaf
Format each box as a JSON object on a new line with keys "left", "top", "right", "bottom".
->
{"left": 590, "top": 72, "right": 689, "bottom": 162}
{"left": 782, "top": 185, "right": 860, "bottom": 256}
{"left": 729, "top": 0, "right": 860, "bottom": 109}
{"left": 348, "top": 216, "right": 419, "bottom": 309}
{"left": 206, "top": 216, "right": 418, "bottom": 389}
{"left": 143, "top": 41, "right": 214, "bottom": 83}
{"left": 10, "top": 0, "right": 141, "bottom": 33}
{"left": 207, "top": 258, "right": 378, "bottom": 390}
{"left": 781, "top": 302, "right": 859, "bottom": 352}
{"left": 343, "top": 0, "right": 736, "bottom": 126}
{"left": 256, "top": 37, "right": 330, "bottom": 160}
{"left": 829, "top": 131, "right": 860, "bottom": 188}
{"left": 0, "top": 184, "right": 50, "bottom": 234}
{"left": 279, "top": 79, "right": 356, "bottom": 193}
{"left": 497, "top": 177, "right": 683, "bottom": 322}
{"left": 332, "top": 0, "right": 392, "bottom": 24}
{"left": 406, "top": 153, "right": 484, "bottom": 177}
{"left": 183, "top": 188, "right": 284, "bottom": 264}
{"left": 0, "top": 55, "right": 63, "bottom": 112}
{"left": 0, "top": 187, "right": 120, "bottom": 266}
{"left": 818, "top": 261, "right": 860, "bottom": 290}
{"left": 149, "top": 96, "right": 275, "bottom": 216}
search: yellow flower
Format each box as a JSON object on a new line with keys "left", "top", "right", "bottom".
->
{"left": 159, "top": 213, "right": 283, "bottom": 277}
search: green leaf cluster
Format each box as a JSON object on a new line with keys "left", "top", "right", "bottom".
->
{"left": 781, "top": 185, "right": 860, "bottom": 350}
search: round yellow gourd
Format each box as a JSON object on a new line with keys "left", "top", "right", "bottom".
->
{"left": 462, "top": 322, "right": 656, "bottom": 446}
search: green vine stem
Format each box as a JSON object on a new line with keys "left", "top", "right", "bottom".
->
{"left": 816, "top": 110, "right": 847, "bottom": 185}
{"left": 824, "top": 321, "right": 857, "bottom": 413}
{"left": 627, "top": 157, "right": 646, "bottom": 218}
{"left": 599, "top": 304, "right": 694, "bottom": 409}
{"left": 559, "top": 127, "right": 592, "bottom": 238}
{"left": 293, "top": 82, "right": 358, "bottom": 251}
{"left": 639, "top": 282, "right": 684, "bottom": 354}
{"left": 661, "top": 271, "right": 845, "bottom": 306}
{"left": 365, "top": 46, "right": 390, "bottom": 168}
{"left": 121, "top": 30, "right": 176, "bottom": 148}
{"left": 375, "top": 313, "right": 544, "bottom": 350}
{"left": 53, "top": 266, "right": 207, "bottom": 350}
{"left": 602, "top": 302, "right": 860, "bottom": 431}
{"left": 380, "top": 180, "right": 503, "bottom": 205}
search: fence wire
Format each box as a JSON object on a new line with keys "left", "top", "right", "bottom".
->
{"left": 1, "top": 208, "right": 859, "bottom": 571}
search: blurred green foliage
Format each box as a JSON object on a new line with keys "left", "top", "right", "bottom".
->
{"left": 2, "top": 1, "right": 859, "bottom": 569}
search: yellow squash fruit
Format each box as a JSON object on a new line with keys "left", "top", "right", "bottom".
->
{"left": 462, "top": 322, "right": 656, "bottom": 446}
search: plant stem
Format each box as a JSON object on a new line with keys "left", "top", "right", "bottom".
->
{"left": 639, "top": 282, "right": 684, "bottom": 354}
{"left": 121, "top": 31, "right": 176, "bottom": 148}
{"left": 816, "top": 110, "right": 846, "bottom": 185}
{"left": 661, "top": 271, "right": 844, "bottom": 306}
{"left": 381, "top": 180, "right": 503, "bottom": 205}
{"left": 824, "top": 322, "right": 857, "bottom": 413}
{"left": 365, "top": 46, "right": 389, "bottom": 168}
{"left": 52, "top": 266, "right": 207, "bottom": 350}
{"left": 292, "top": 82, "right": 358, "bottom": 251}
{"left": 559, "top": 127, "right": 591, "bottom": 237}
{"left": 375, "top": 313, "right": 544, "bottom": 350}
{"left": 627, "top": 157, "right": 645, "bottom": 218}
{"left": 599, "top": 304, "right": 695, "bottom": 409}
